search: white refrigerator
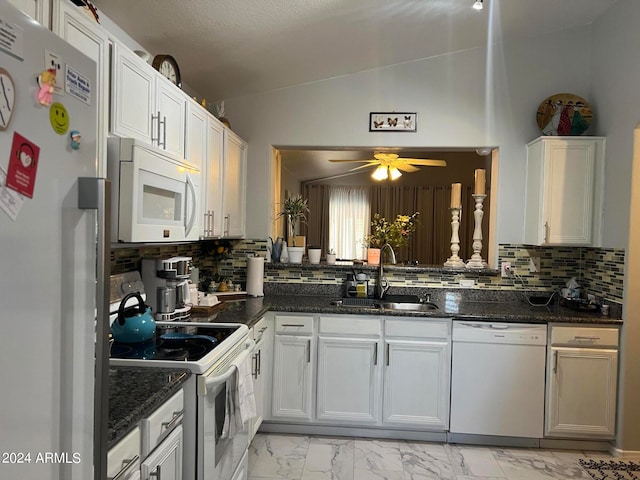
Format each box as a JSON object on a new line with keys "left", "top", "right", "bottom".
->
{"left": 0, "top": 2, "right": 107, "bottom": 480}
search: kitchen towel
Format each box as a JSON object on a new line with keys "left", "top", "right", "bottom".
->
{"left": 221, "top": 348, "right": 256, "bottom": 439}
{"left": 246, "top": 256, "right": 265, "bottom": 297}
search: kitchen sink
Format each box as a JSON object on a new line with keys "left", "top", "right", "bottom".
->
{"left": 377, "top": 302, "right": 439, "bottom": 311}
{"left": 331, "top": 296, "right": 439, "bottom": 311}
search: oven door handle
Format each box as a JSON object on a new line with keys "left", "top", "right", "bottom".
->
{"left": 198, "top": 339, "right": 256, "bottom": 396}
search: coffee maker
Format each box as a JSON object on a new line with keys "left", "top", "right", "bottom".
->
{"left": 141, "top": 256, "right": 193, "bottom": 321}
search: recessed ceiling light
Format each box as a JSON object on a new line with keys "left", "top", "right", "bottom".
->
{"left": 473, "top": 0, "right": 483, "bottom": 11}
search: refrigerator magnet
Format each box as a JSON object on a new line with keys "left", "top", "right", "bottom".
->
{"left": 37, "top": 68, "right": 56, "bottom": 106}
{"left": 6, "top": 132, "right": 40, "bottom": 198}
{"left": 70, "top": 130, "right": 81, "bottom": 150}
{"left": 49, "top": 102, "right": 69, "bottom": 135}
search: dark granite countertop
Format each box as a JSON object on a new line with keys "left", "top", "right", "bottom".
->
{"left": 190, "top": 292, "right": 621, "bottom": 326}
{"left": 263, "top": 294, "right": 622, "bottom": 325}
{"left": 108, "top": 367, "right": 191, "bottom": 448}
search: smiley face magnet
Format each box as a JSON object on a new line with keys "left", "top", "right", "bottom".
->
{"left": 49, "top": 102, "right": 69, "bottom": 135}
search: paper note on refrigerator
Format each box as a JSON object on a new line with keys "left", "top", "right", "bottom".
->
{"left": 0, "top": 164, "right": 25, "bottom": 220}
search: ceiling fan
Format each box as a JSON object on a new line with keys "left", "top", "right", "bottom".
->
{"left": 329, "top": 153, "right": 447, "bottom": 181}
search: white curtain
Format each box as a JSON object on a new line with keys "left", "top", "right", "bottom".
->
{"left": 329, "top": 186, "right": 370, "bottom": 260}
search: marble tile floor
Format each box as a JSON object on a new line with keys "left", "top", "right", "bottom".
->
{"left": 248, "top": 433, "right": 628, "bottom": 480}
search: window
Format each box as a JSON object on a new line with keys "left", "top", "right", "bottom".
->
{"left": 328, "top": 186, "right": 370, "bottom": 259}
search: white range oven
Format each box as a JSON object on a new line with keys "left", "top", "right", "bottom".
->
{"left": 109, "top": 273, "right": 252, "bottom": 480}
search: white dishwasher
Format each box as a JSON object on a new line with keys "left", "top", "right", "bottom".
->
{"left": 449, "top": 321, "right": 547, "bottom": 445}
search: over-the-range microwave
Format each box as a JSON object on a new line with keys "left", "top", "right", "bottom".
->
{"left": 107, "top": 137, "right": 201, "bottom": 243}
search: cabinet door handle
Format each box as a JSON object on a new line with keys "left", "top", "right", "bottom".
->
{"left": 373, "top": 342, "right": 378, "bottom": 366}
{"left": 252, "top": 352, "right": 258, "bottom": 379}
{"left": 150, "top": 465, "right": 162, "bottom": 479}
{"left": 544, "top": 221, "right": 550, "bottom": 243}
{"left": 161, "top": 115, "right": 167, "bottom": 148}
{"left": 151, "top": 112, "right": 160, "bottom": 144}
{"left": 224, "top": 214, "right": 230, "bottom": 236}
{"left": 257, "top": 348, "right": 262, "bottom": 375}
{"left": 553, "top": 350, "right": 558, "bottom": 373}
{"left": 386, "top": 343, "right": 390, "bottom": 366}
{"left": 109, "top": 455, "right": 139, "bottom": 480}
{"left": 307, "top": 339, "right": 311, "bottom": 363}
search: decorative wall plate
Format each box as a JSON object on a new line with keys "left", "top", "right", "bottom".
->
{"left": 536, "top": 93, "right": 592, "bottom": 136}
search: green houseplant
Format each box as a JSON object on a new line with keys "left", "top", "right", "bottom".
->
{"left": 277, "top": 194, "right": 309, "bottom": 262}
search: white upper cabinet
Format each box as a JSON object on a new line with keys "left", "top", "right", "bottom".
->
{"left": 9, "top": 0, "right": 50, "bottom": 27}
{"left": 111, "top": 43, "right": 187, "bottom": 158}
{"left": 53, "top": 0, "right": 110, "bottom": 176}
{"left": 187, "top": 107, "right": 247, "bottom": 239}
{"left": 222, "top": 129, "right": 247, "bottom": 238}
{"left": 525, "top": 137, "right": 605, "bottom": 245}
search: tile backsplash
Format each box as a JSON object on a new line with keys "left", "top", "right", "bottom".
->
{"left": 110, "top": 240, "right": 625, "bottom": 304}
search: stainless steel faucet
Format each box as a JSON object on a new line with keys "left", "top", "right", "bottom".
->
{"left": 377, "top": 243, "right": 396, "bottom": 299}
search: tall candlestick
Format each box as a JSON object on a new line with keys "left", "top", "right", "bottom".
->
{"left": 450, "top": 183, "right": 462, "bottom": 208}
{"left": 466, "top": 194, "right": 488, "bottom": 269}
{"left": 474, "top": 169, "right": 486, "bottom": 195}
{"left": 444, "top": 207, "right": 465, "bottom": 268}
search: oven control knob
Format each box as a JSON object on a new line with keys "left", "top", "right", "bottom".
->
{"left": 121, "top": 282, "right": 134, "bottom": 294}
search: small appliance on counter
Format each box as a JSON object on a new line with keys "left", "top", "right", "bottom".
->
{"left": 345, "top": 271, "right": 370, "bottom": 297}
{"left": 141, "top": 257, "right": 193, "bottom": 321}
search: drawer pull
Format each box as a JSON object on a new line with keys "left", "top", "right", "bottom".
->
{"left": 281, "top": 323, "right": 305, "bottom": 327}
{"left": 161, "top": 409, "right": 184, "bottom": 431}
{"left": 109, "top": 455, "right": 139, "bottom": 480}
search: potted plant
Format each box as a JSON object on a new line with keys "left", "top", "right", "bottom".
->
{"left": 365, "top": 212, "right": 420, "bottom": 264}
{"left": 277, "top": 194, "right": 309, "bottom": 263}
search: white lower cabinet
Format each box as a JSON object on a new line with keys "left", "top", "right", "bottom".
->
{"left": 545, "top": 325, "right": 619, "bottom": 439}
{"left": 269, "top": 312, "right": 452, "bottom": 433}
{"left": 316, "top": 315, "right": 382, "bottom": 423}
{"left": 107, "top": 427, "right": 141, "bottom": 480}
{"left": 383, "top": 319, "right": 451, "bottom": 430}
{"left": 250, "top": 317, "right": 272, "bottom": 440}
{"left": 271, "top": 314, "right": 314, "bottom": 420}
{"left": 140, "top": 425, "right": 183, "bottom": 480}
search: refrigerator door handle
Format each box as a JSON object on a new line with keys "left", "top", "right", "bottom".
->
{"left": 78, "top": 177, "right": 111, "bottom": 480}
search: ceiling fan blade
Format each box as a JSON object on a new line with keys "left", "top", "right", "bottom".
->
{"left": 401, "top": 159, "right": 448, "bottom": 167}
{"left": 396, "top": 164, "right": 420, "bottom": 172}
{"left": 348, "top": 162, "right": 378, "bottom": 172}
{"left": 328, "top": 159, "right": 376, "bottom": 163}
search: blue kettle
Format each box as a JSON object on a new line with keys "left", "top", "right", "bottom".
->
{"left": 111, "top": 292, "right": 156, "bottom": 343}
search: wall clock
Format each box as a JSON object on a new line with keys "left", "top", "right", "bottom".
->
{"left": 152, "top": 54, "right": 182, "bottom": 88}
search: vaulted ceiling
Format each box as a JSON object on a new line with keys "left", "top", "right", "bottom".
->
{"left": 92, "top": 0, "right": 617, "bottom": 101}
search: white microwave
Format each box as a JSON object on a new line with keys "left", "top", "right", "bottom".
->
{"left": 108, "top": 137, "right": 201, "bottom": 243}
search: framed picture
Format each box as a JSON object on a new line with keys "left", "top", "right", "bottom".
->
{"left": 369, "top": 112, "right": 417, "bottom": 132}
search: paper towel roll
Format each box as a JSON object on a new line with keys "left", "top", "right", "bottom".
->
{"left": 246, "top": 256, "right": 265, "bottom": 297}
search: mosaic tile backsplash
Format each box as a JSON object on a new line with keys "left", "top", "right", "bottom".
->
{"left": 110, "top": 240, "right": 625, "bottom": 304}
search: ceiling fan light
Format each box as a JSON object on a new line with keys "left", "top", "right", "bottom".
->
{"left": 372, "top": 165, "right": 388, "bottom": 181}
{"left": 389, "top": 167, "right": 402, "bottom": 180}
{"left": 473, "top": 0, "right": 483, "bottom": 10}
